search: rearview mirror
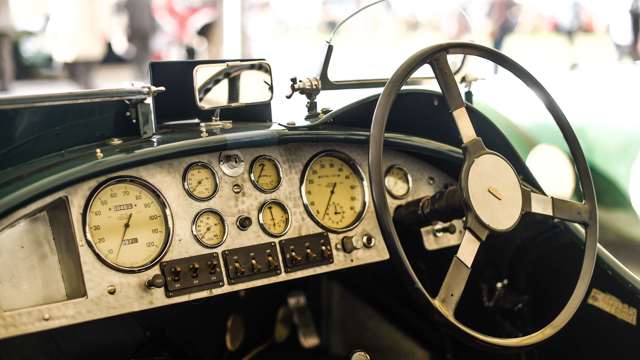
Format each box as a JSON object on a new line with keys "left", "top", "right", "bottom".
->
{"left": 193, "top": 61, "right": 273, "bottom": 110}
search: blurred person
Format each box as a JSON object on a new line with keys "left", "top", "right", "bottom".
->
{"left": 45, "top": 0, "right": 111, "bottom": 89}
{"left": 0, "top": 0, "right": 14, "bottom": 91}
{"left": 631, "top": 0, "right": 640, "bottom": 59}
{"left": 554, "top": 0, "right": 582, "bottom": 69}
{"left": 487, "top": 0, "right": 519, "bottom": 72}
{"left": 124, "top": 0, "right": 155, "bottom": 78}
{"left": 487, "top": 0, "right": 518, "bottom": 51}
{"left": 609, "top": 0, "right": 636, "bottom": 61}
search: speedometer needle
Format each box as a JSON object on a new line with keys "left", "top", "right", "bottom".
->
{"left": 115, "top": 213, "right": 133, "bottom": 260}
{"left": 322, "top": 182, "right": 337, "bottom": 220}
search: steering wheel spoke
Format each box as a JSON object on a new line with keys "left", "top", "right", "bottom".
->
{"left": 523, "top": 187, "right": 589, "bottom": 225}
{"left": 429, "top": 51, "right": 477, "bottom": 144}
{"left": 436, "top": 228, "right": 485, "bottom": 316}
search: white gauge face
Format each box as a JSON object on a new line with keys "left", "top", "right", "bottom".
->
{"left": 85, "top": 178, "right": 172, "bottom": 272}
{"left": 258, "top": 200, "right": 291, "bottom": 237}
{"left": 183, "top": 162, "right": 219, "bottom": 201}
{"left": 250, "top": 156, "right": 282, "bottom": 193}
{"left": 385, "top": 165, "right": 411, "bottom": 199}
{"left": 192, "top": 209, "right": 227, "bottom": 247}
{"left": 301, "top": 152, "right": 367, "bottom": 232}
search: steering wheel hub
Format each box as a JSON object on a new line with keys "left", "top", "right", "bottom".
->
{"left": 466, "top": 152, "right": 523, "bottom": 232}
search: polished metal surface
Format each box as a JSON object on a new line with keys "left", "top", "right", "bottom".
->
{"left": 0, "top": 143, "right": 453, "bottom": 340}
{"left": 530, "top": 191, "right": 553, "bottom": 216}
{"left": 0, "top": 86, "right": 163, "bottom": 110}
{"left": 451, "top": 107, "right": 476, "bottom": 143}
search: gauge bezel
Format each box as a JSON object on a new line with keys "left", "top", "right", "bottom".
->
{"left": 300, "top": 150, "right": 369, "bottom": 233}
{"left": 384, "top": 164, "right": 412, "bottom": 199}
{"left": 182, "top": 161, "right": 220, "bottom": 201}
{"left": 249, "top": 155, "right": 283, "bottom": 193}
{"left": 83, "top": 176, "right": 173, "bottom": 273}
{"left": 258, "top": 199, "right": 292, "bottom": 237}
{"left": 191, "top": 208, "right": 228, "bottom": 248}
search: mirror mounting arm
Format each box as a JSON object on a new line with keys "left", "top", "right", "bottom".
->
{"left": 286, "top": 77, "right": 322, "bottom": 121}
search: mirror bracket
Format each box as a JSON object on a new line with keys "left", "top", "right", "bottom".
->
{"left": 286, "top": 77, "right": 323, "bottom": 121}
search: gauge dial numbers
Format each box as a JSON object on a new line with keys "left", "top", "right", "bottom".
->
{"left": 183, "top": 162, "right": 219, "bottom": 201}
{"left": 192, "top": 209, "right": 227, "bottom": 248}
{"left": 84, "top": 177, "right": 172, "bottom": 272}
{"left": 385, "top": 165, "right": 412, "bottom": 199}
{"left": 250, "top": 155, "right": 283, "bottom": 193}
{"left": 301, "top": 151, "right": 368, "bottom": 233}
{"left": 258, "top": 200, "right": 291, "bottom": 237}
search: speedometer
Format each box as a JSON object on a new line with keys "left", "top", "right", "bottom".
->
{"left": 84, "top": 177, "right": 172, "bottom": 272}
{"left": 301, "top": 151, "right": 368, "bottom": 232}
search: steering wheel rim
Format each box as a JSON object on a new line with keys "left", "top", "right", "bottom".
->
{"left": 369, "top": 42, "right": 598, "bottom": 347}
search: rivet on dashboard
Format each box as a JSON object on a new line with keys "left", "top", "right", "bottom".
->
{"left": 95, "top": 148, "right": 104, "bottom": 160}
{"left": 42, "top": 313, "right": 51, "bottom": 321}
{"left": 107, "top": 285, "right": 117, "bottom": 295}
{"left": 428, "top": 176, "right": 436, "bottom": 185}
{"left": 232, "top": 183, "right": 243, "bottom": 194}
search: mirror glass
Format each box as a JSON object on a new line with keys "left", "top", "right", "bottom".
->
{"left": 194, "top": 61, "right": 273, "bottom": 110}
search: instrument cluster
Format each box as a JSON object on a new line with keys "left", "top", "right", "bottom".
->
{"left": 83, "top": 148, "right": 415, "bottom": 274}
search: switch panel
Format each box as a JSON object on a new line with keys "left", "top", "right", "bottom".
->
{"left": 279, "top": 232, "right": 334, "bottom": 273}
{"left": 160, "top": 252, "right": 224, "bottom": 298}
{"left": 222, "top": 242, "right": 281, "bottom": 284}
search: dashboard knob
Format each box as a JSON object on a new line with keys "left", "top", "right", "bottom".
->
{"left": 341, "top": 236, "right": 355, "bottom": 254}
{"left": 236, "top": 215, "right": 252, "bottom": 231}
{"left": 145, "top": 274, "right": 166, "bottom": 289}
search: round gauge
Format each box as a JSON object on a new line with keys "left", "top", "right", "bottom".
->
{"left": 385, "top": 165, "right": 412, "bottom": 199}
{"left": 183, "top": 162, "right": 219, "bottom": 201}
{"left": 250, "top": 155, "right": 282, "bottom": 193}
{"left": 301, "top": 151, "right": 368, "bottom": 233}
{"left": 84, "top": 177, "right": 172, "bottom": 272}
{"left": 258, "top": 200, "right": 291, "bottom": 237}
{"left": 192, "top": 209, "right": 227, "bottom": 248}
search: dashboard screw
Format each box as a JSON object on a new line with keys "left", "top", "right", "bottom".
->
{"left": 107, "top": 285, "right": 117, "bottom": 295}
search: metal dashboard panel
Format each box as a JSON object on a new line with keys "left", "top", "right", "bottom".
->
{"left": 0, "top": 143, "right": 453, "bottom": 340}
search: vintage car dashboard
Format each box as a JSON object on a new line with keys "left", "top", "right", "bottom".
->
{"left": 0, "top": 142, "right": 460, "bottom": 340}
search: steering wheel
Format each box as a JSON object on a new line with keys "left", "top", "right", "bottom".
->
{"left": 368, "top": 42, "right": 598, "bottom": 347}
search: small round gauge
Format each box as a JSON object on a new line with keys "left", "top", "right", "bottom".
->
{"left": 385, "top": 165, "right": 412, "bottom": 199}
{"left": 84, "top": 177, "right": 172, "bottom": 272}
{"left": 301, "top": 151, "right": 368, "bottom": 233}
{"left": 183, "top": 162, "right": 219, "bottom": 201}
{"left": 250, "top": 155, "right": 282, "bottom": 193}
{"left": 192, "top": 209, "right": 227, "bottom": 248}
{"left": 258, "top": 200, "right": 291, "bottom": 237}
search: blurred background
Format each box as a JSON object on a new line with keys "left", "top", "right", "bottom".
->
{"left": 0, "top": 0, "right": 637, "bottom": 93}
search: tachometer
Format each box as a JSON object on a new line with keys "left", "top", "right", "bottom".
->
{"left": 84, "top": 177, "right": 172, "bottom": 272}
{"left": 301, "top": 151, "right": 368, "bottom": 232}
